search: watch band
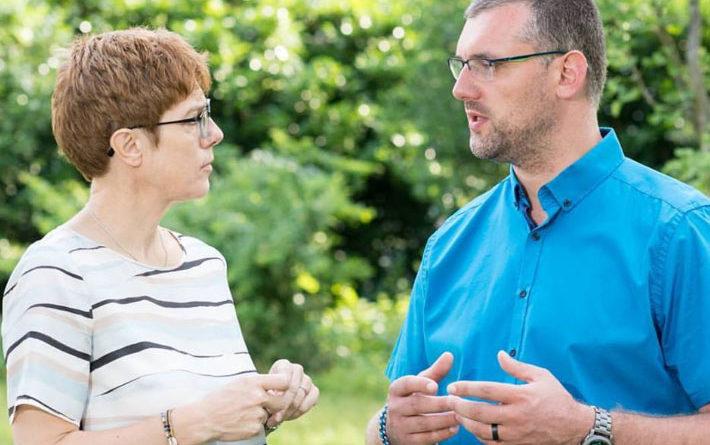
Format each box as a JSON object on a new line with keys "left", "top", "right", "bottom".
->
{"left": 580, "top": 406, "right": 613, "bottom": 445}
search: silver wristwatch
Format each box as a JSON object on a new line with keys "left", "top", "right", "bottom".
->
{"left": 580, "top": 406, "right": 613, "bottom": 445}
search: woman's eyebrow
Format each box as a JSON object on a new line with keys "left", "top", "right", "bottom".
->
{"left": 182, "top": 100, "right": 208, "bottom": 117}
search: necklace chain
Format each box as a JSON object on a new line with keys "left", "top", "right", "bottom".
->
{"left": 86, "top": 206, "right": 168, "bottom": 267}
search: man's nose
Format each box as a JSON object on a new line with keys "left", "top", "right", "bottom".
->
{"left": 452, "top": 69, "right": 482, "bottom": 102}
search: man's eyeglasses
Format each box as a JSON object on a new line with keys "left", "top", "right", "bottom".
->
{"left": 107, "top": 99, "right": 212, "bottom": 157}
{"left": 447, "top": 51, "right": 567, "bottom": 81}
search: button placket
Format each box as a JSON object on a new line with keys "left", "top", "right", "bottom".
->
{"left": 506, "top": 230, "right": 544, "bottom": 381}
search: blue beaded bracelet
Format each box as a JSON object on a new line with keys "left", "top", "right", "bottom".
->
{"left": 378, "top": 405, "right": 391, "bottom": 445}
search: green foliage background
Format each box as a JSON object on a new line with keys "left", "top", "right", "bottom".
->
{"left": 1, "top": 0, "right": 708, "bottom": 379}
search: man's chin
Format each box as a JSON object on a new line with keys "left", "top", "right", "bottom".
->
{"left": 469, "top": 139, "right": 496, "bottom": 160}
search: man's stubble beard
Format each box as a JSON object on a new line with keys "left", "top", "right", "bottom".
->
{"left": 468, "top": 90, "right": 558, "bottom": 171}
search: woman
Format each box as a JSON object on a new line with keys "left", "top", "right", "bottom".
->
{"left": 2, "top": 28, "right": 318, "bottom": 445}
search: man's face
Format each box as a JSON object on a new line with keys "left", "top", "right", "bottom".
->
{"left": 452, "top": 3, "right": 559, "bottom": 166}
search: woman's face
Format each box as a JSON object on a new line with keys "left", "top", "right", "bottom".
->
{"left": 139, "top": 88, "right": 224, "bottom": 203}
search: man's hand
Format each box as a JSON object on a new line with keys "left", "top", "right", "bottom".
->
{"left": 447, "top": 351, "right": 593, "bottom": 445}
{"left": 385, "top": 352, "right": 460, "bottom": 445}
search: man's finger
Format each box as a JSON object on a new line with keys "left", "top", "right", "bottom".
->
{"left": 454, "top": 414, "right": 502, "bottom": 442}
{"left": 406, "top": 424, "right": 460, "bottom": 444}
{"left": 390, "top": 374, "right": 439, "bottom": 397}
{"left": 447, "top": 380, "right": 520, "bottom": 404}
{"left": 397, "top": 410, "right": 459, "bottom": 433}
{"left": 396, "top": 394, "right": 454, "bottom": 416}
{"left": 418, "top": 352, "right": 454, "bottom": 383}
{"left": 497, "top": 350, "right": 546, "bottom": 383}
{"left": 449, "top": 397, "right": 507, "bottom": 424}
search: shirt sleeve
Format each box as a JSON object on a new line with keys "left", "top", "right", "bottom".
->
{"left": 2, "top": 247, "right": 92, "bottom": 426}
{"left": 385, "top": 236, "right": 435, "bottom": 381}
{"left": 655, "top": 206, "right": 710, "bottom": 410}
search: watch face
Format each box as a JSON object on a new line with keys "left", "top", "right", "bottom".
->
{"left": 581, "top": 435, "right": 612, "bottom": 445}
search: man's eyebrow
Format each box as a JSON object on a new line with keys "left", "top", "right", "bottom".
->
{"left": 457, "top": 52, "right": 494, "bottom": 60}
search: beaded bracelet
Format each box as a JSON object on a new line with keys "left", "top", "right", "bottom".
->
{"left": 160, "top": 410, "right": 178, "bottom": 445}
{"left": 378, "top": 405, "right": 391, "bottom": 445}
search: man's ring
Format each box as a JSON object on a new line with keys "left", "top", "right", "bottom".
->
{"left": 491, "top": 423, "right": 500, "bottom": 441}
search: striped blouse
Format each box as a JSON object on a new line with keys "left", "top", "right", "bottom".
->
{"left": 2, "top": 225, "right": 265, "bottom": 445}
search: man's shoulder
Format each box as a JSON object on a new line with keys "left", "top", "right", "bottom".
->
{"left": 613, "top": 158, "right": 710, "bottom": 213}
{"left": 429, "top": 177, "right": 509, "bottom": 243}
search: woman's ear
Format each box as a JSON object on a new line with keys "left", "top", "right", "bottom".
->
{"left": 555, "top": 50, "right": 589, "bottom": 101}
{"left": 108, "top": 128, "right": 144, "bottom": 168}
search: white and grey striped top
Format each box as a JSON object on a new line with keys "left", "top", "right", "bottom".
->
{"left": 2, "top": 224, "right": 265, "bottom": 445}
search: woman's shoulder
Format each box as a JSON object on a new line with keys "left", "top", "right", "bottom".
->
{"left": 10, "top": 225, "right": 91, "bottom": 274}
{"left": 3, "top": 225, "right": 94, "bottom": 315}
{"left": 168, "top": 231, "right": 226, "bottom": 263}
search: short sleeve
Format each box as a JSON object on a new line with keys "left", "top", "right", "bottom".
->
{"left": 656, "top": 206, "right": 710, "bottom": 409}
{"left": 385, "top": 237, "right": 434, "bottom": 381}
{"left": 2, "top": 245, "right": 92, "bottom": 426}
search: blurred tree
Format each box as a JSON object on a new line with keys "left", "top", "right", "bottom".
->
{"left": 596, "top": 0, "right": 709, "bottom": 172}
{"left": 0, "top": 0, "right": 708, "bottom": 371}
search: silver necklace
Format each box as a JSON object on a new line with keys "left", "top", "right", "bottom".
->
{"left": 86, "top": 206, "right": 168, "bottom": 267}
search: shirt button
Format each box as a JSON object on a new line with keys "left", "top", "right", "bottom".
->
{"left": 532, "top": 233, "right": 541, "bottom": 241}
{"left": 563, "top": 199, "right": 571, "bottom": 207}
{"left": 519, "top": 290, "right": 527, "bottom": 298}
{"left": 509, "top": 349, "right": 517, "bottom": 357}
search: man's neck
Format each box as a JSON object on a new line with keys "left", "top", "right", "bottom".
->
{"left": 513, "top": 121, "right": 603, "bottom": 226}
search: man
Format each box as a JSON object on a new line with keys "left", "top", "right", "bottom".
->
{"left": 366, "top": 0, "right": 710, "bottom": 444}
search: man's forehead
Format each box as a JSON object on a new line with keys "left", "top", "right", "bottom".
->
{"left": 455, "top": 4, "right": 531, "bottom": 57}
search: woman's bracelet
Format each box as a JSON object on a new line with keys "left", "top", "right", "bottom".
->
{"left": 160, "top": 410, "right": 178, "bottom": 445}
{"left": 378, "top": 405, "right": 391, "bottom": 445}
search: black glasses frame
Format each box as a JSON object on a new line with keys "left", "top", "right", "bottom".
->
{"left": 107, "top": 99, "right": 212, "bottom": 157}
{"left": 447, "top": 50, "right": 567, "bottom": 80}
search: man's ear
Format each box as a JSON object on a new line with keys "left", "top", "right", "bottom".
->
{"left": 108, "top": 128, "right": 144, "bottom": 168}
{"left": 555, "top": 50, "right": 588, "bottom": 101}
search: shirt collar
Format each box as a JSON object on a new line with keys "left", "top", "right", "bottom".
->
{"left": 509, "top": 128, "right": 625, "bottom": 212}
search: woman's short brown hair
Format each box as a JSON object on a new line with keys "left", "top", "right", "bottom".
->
{"left": 51, "top": 27, "right": 211, "bottom": 180}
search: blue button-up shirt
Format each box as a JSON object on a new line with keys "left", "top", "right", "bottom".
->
{"left": 386, "top": 129, "right": 710, "bottom": 444}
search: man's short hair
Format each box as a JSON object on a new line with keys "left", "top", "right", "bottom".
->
{"left": 465, "top": 0, "right": 607, "bottom": 105}
{"left": 51, "top": 28, "right": 211, "bottom": 180}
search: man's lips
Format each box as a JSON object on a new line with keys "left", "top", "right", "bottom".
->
{"left": 466, "top": 112, "right": 489, "bottom": 131}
